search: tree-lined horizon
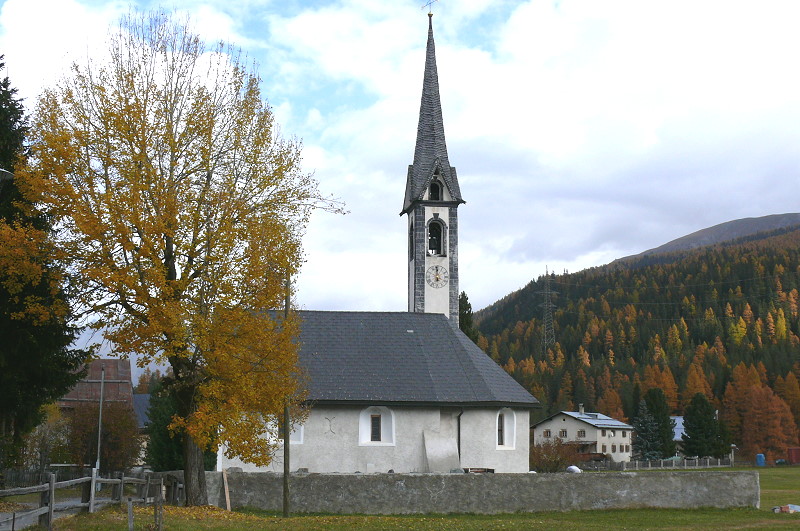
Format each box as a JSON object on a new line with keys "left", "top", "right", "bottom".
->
{"left": 476, "top": 229, "right": 800, "bottom": 461}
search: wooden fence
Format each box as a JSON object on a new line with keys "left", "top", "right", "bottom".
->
{"left": 0, "top": 469, "right": 164, "bottom": 530}
{"left": 580, "top": 457, "right": 732, "bottom": 471}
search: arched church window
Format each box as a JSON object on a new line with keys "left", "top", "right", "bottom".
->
{"left": 429, "top": 181, "right": 441, "bottom": 201}
{"left": 428, "top": 220, "right": 445, "bottom": 256}
{"left": 497, "top": 408, "right": 516, "bottom": 449}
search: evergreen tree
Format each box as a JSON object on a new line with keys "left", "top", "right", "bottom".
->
{"left": 0, "top": 56, "right": 86, "bottom": 470}
{"left": 458, "top": 291, "right": 479, "bottom": 342}
{"left": 682, "top": 393, "right": 724, "bottom": 458}
{"left": 632, "top": 401, "right": 660, "bottom": 460}
{"left": 146, "top": 381, "right": 216, "bottom": 472}
{"left": 644, "top": 388, "right": 677, "bottom": 457}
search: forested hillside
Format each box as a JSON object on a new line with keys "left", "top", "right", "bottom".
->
{"left": 475, "top": 228, "right": 800, "bottom": 459}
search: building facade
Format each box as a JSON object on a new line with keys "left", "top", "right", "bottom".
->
{"left": 531, "top": 407, "right": 633, "bottom": 463}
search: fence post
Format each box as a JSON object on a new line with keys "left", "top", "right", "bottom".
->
{"left": 143, "top": 474, "right": 151, "bottom": 503}
{"left": 89, "top": 468, "right": 97, "bottom": 513}
{"left": 127, "top": 497, "right": 134, "bottom": 531}
{"left": 153, "top": 477, "right": 163, "bottom": 531}
{"left": 38, "top": 472, "right": 55, "bottom": 528}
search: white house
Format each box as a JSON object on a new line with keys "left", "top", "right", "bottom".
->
{"left": 531, "top": 406, "right": 633, "bottom": 463}
{"left": 217, "top": 15, "right": 540, "bottom": 475}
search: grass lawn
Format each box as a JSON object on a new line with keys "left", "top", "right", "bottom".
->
{"left": 27, "top": 466, "right": 800, "bottom": 530}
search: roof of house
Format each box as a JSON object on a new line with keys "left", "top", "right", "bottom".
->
{"left": 402, "top": 14, "right": 464, "bottom": 214}
{"left": 533, "top": 411, "right": 633, "bottom": 430}
{"left": 58, "top": 358, "right": 133, "bottom": 409}
{"left": 671, "top": 415, "right": 685, "bottom": 442}
{"left": 295, "top": 310, "right": 538, "bottom": 408}
{"left": 133, "top": 393, "right": 151, "bottom": 430}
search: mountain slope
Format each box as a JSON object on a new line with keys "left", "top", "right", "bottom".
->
{"left": 614, "top": 213, "right": 800, "bottom": 264}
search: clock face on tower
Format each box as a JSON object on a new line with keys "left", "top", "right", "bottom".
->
{"left": 426, "top": 265, "right": 449, "bottom": 288}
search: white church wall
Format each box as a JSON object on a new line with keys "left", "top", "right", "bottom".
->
{"left": 459, "top": 408, "right": 530, "bottom": 473}
{"left": 217, "top": 406, "right": 531, "bottom": 474}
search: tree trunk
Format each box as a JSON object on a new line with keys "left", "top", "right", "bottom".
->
{"left": 182, "top": 433, "right": 208, "bottom": 506}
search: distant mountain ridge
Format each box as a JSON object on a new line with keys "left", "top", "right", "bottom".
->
{"left": 613, "top": 213, "right": 800, "bottom": 264}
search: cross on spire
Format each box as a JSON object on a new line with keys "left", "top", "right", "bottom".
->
{"left": 422, "top": 0, "right": 438, "bottom": 15}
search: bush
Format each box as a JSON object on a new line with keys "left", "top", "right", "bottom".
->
{"left": 529, "top": 437, "right": 581, "bottom": 473}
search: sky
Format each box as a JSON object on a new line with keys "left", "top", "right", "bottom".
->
{"left": 3, "top": 0, "right": 800, "bottom": 319}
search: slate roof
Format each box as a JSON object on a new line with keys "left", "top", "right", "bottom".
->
{"left": 295, "top": 311, "right": 538, "bottom": 408}
{"left": 133, "top": 393, "right": 151, "bottom": 430}
{"left": 402, "top": 14, "right": 464, "bottom": 215}
{"left": 533, "top": 411, "right": 633, "bottom": 430}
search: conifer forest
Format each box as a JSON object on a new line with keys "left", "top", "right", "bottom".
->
{"left": 475, "top": 228, "right": 800, "bottom": 460}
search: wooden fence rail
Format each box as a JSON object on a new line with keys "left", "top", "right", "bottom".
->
{"left": 0, "top": 470, "right": 161, "bottom": 531}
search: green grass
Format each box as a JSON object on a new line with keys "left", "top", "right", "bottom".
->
{"left": 33, "top": 466, "right": 800, "bottom": 530}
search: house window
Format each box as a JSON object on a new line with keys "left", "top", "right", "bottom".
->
{"left": 370, "top": 415, "right": 381, "bottom": 442}
{"left": 622, "top": 431, "right": 627, "bottom": 438}
{"left": 559, "top": 429, "right": 567, "bottom": 438}
{"left": 601, "top": 429, "right": 606, "bottom": 437}
{"left": 577, "top": 429, "right": 586, "bottom": 438}
{"left": 496, "top": 408, "right": 516, "bottom": 449}
{"left": 610, "top": 430, "right": 616, "bottom": 437}
{"left": 428, "top": 220, "right": 445, "bottom": 256}
{"left": 625, "top": 445, "right": 630, "bottom": 452}
{"left": 543, "top": 429, "right": 551, "bottom": 438}
{"left": 359, "top": 406, "right": 395, "bottom": 446}
{"left": 429, "top": 181, "right": 442, "bottom": 200}
{"left": 602, "top": 444, "right": 607, "bottom": 453}
{"left": 612, "top": 444, "right": 617, "bottom": 453}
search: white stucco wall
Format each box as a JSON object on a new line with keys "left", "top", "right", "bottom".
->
{"left": 218, "top": 406, "right": 530, "bottom": 474}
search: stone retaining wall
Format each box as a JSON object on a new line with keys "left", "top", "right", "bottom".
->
{"left": 205, "top": 470, "right": 759, "bottom": 514}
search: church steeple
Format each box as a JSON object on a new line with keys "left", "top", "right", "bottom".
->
{"left": 402, "top": 13, "right": 463, "bottom": 215}
{"left": 403, "top": 14, "right": 464, "bottom": 325}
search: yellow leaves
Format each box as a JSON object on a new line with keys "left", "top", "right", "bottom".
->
{"left": 22, "top": 11, "right": 344, "bottom": 473}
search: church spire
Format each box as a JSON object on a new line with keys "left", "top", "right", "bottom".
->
{"left": 403, "top": 14, "right": 463, "bottom": 326}
{"left": 402, "top": 13, "right": 463, "bottom": 215}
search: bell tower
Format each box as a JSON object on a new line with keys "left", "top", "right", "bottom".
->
{"left": 402, "top": 13, "right": 464, "bottom": 325}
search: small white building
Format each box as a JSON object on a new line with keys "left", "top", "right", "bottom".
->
{"left": 218, "top": 311, "right": 539, "bottom": 474}
{"left": 531, "top": 406, "right": 633, "bottom": 462}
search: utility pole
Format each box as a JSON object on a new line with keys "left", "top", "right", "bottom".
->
{"left": 95, "top": 364, "right": 106, "bottom": 470}
{"left": 282, "top": 273, "right": 291, "bottom": 518}
{"left": 538, "top": 268, "right": 557, "bottom": 357}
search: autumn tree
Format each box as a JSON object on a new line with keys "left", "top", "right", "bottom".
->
{"left": 22, "top": 13, "right": 340, "bottom": 504}
{"left": 66, "top": 403, "right": 141, "bottom": 473}
{"left": 738, "top": 386, "right": 798, "bottom": 462}
{"left": 529, "top": 437, "right": 581, "bottom": 473}
{"left": 0, "top": 56, "right": 86, "bottom": 471}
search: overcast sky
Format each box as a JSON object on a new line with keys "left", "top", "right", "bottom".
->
{"left": 3, "top": 0, "right": 800, "bottom": 316}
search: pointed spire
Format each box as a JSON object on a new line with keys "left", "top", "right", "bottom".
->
{"left": 402, "top": 14, "right": 463, "bottom": 214}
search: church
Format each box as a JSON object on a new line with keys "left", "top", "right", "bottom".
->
{"left": 216, "top": 14, "right": 538, "bottom": 475}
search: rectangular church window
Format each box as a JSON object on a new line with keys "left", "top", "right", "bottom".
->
{"left": 370, "top": 415, "right": 381, "bottom": 442}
